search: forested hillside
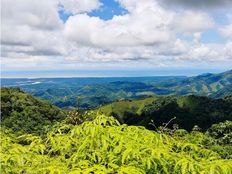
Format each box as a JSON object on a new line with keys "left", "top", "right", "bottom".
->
{"left": 210, "top": 85, "right": 232, "bottom": 98}
{"left": 99, "top": 95, "right": 232, "bottom": 131}
{"left": 155, "top": 70, "right": 232, "bottom": 96}
{"left": 0, "top": 88, "right": 65, "bottom": 134}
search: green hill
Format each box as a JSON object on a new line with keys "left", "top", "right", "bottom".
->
{"left": 98, "top": 97, "right": 157, "bottom": 122}
{"left": 98, "top": 95, "right": 232, "bottom": 131}
{"left": 0, "top": 88, "right": 65, "bottom": 134}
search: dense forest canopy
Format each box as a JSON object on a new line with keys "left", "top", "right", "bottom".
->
{"left": 0, "top": 88, "right": 65, "bottom": 135}
{"left": 98, "top": 95, "right": 232, "bottom": 131}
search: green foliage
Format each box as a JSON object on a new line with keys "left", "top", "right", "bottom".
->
{"left": 208, "top": 120, "right": 232, "bottom": 145}
{"left": 1, "top": 114, "right": 232, "bottom": 174}
{"left": 65, "top": 110, "right": 95, "bottom": 125}
{"left": 0, "top": 88, "right": 65, "bottom": 135}
{"left": 1, "top": 87, "right": 231, "bottom": 173}
{"left": 142, "top": 95, "right": 232, "bottom": 131}
{"left": 99, "top": 95, "right": 232, "bottom": 131}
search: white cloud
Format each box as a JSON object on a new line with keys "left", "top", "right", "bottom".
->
{"left": 160, "top": 0, "right": 232, "bottom": 9}
{"left": 2, "top": 0, "right": 61, "bottom": 30}
{"left": 187, "top": 45, "right": 219, "bottom": 60}
{"left": 219, "top": 14, "right": 232, "bottom": 40}
{"left": 59, "top": 0, "right": 101, "bottom": 14}
{"left": 219, "top": 24, "right": 232, "bottom": 39}
{"left": 172, "top": 11, "right": 214, "bottom": 33}
{"left": 1, "top": 0, "right": 231, "bottom": 72}
{"left": 64, "top": 0, "right": 174, "bottom": 47}
{"left": 224, "top": 42, "right": 232, "bottom": 58}
{"left": 1, "top": 0, "right": 70, "bottom": 58}
{"left": 2, "top": 26, "right": 68, "bottom": 58}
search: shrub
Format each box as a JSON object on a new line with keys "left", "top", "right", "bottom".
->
{"left": 1, "top": 114, "right": 232, "bottom": 174}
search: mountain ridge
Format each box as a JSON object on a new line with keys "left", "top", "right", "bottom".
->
{"left": 1, "top": 70, "right": 231, "bottom": 108}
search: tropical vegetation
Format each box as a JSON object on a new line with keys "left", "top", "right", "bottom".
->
{"left": 1, "top": 87, "right": 232, "bottom": 173}
{"left": 1, "top": 114, "right": 232, "bottom": 174}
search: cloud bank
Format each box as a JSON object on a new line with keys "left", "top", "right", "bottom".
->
{"left": 160, "top": 0, "right": 232, "bottom": 9}
{"left": 1, "top": 0, "right": 232, "bottom": 72}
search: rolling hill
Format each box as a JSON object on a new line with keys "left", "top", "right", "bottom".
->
{"left": 0, "top": 88, "right": 65, "bottom": 134}
{"left": 98, "top": 95, "right": 232, "bottom": 131}
{"left": 1, "top": 70, "right": 231, "bottom": 108}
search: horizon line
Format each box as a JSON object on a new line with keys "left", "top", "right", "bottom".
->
{"left": 0, "top": 74, "right": 188, "bottom": 79}
{"left": 1, "top": 69, "right": 230, "bottom": 79}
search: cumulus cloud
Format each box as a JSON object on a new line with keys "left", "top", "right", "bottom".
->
{"left": 184, "top": 45, "right": 219, "bottom": 61}
{"left": 160, "top": 0, "right": 232, "bottom": 9}
{"left": 218, "top": 14, "right": 232, "bottom": 41}
{"left": 2, "top": 0, "right": 61, "bottom": 30}
{"left": 64, "top": 0, "right": 174, "bottom": 47}
{"left": 1, "top": 0, "right": 71, "bottom": 59}
{"left": 172, "top": 11, "right": 214, "bottom": 33}
{"left": 224, "top": 42, "right": 232, "bottom": 58}
{"left": 59, "top": 0, "right": 102, "bottom": 14}
{"left": 1, "top": 0, "right": 232, "bottom": 72}
{"left": 220, "top": 24, "right": 232, "bottom": 39}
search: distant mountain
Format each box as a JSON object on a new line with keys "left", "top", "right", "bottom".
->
{"left": 210, "top": 84, "right": 232, "bottom": 98}
{"left": 0, "top": 76, "right": 187, "bottom": 108}
{"left": 154, "top": 70, "right": 232, "bottom": 96}
{"left": 1, "top": 70, "right": 231, "bottom": 108}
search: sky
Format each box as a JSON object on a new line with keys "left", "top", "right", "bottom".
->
{"left": 1, "top": 0, "right": 232, "bottom": 77}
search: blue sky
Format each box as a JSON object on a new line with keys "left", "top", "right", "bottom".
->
{"left": 88, "top": 0, "right": 128, "bottom": 20}
{"left": 58, "top": 0, "right": 128, "bottom": 22}
{"left": 1, "top": 0, "right": 232, "bottom": 77}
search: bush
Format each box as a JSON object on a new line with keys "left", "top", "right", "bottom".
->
{"left": 208, "top": 120, "right": 232, "bottom": 145}
{"left": 1, "top": 114, "right": 232, "bottom": 174}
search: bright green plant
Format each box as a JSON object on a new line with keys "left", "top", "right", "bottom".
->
{"left": 208, "top": 120, "right": 232, "bottom": 145}
{"left": 1, "top": 114, "right": 232, "bottom": 174}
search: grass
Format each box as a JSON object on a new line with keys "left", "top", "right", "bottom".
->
{"left": 98, "top": 97, "right": 157, "bottom": 117}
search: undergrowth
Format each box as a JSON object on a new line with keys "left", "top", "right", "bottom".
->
{"left": 1, "top": 114, "right": 232, "bottom": 174}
